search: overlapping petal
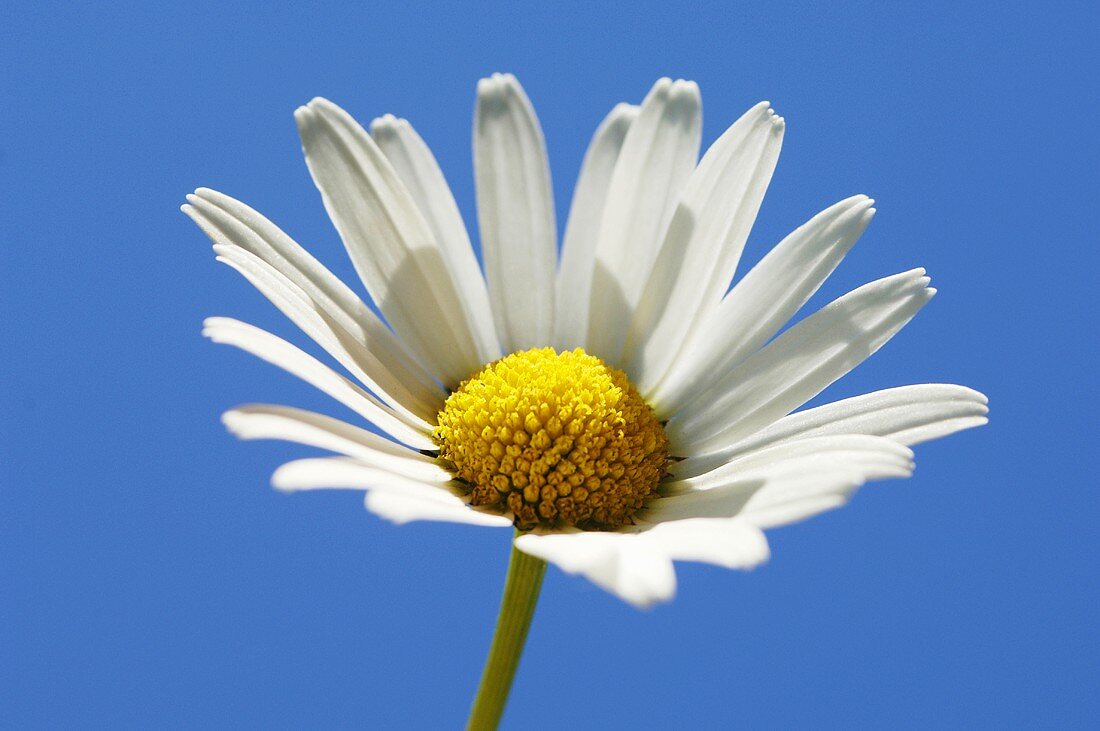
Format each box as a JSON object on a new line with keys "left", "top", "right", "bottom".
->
{"left": 663, "top": 434, "right": 916, "bottom": 494}
{"left": 515, "top": 531, "right": 676, "bottom": 609}
{"left": 554, "top": 103, "right": 638, "bottom": 349}
{"left": 624, "top": 101, "right": 785, "bottom": 390}
{"left": 272, "top": 457, "right": 512, "bottom": 527}
{"left": 212, "top": 244, "right": 442, "bottom": 422}
{"left": 296, "top": 97, "right": 498, "bottom": 386}
{"left": 204, "top": 317, "right": 434, "bottom": 450}
{"left": 184, "top": 190, "right": 445, "bottom": 416}
{"left": 369, "top": 114, "right": 501, "bottom": 360}
{"left": 515, "top": 517, "right": 771, "bottom": 607}
{"left": 648, "top": 435, "right": 913, "bottom": 527}
{"left": 669, "top": 269, "right": 935, "bottom": 453}
{"left": 675, "top": 384, "right": 988, "bottom": 479}
{"left": 640, "top": 518, "right": 770, "bottom": 570}
{"left": 585, "top": 78, "right": 702, "bottom": 363}
{"left": 651, "top": 195, "right": 877, "bottom": 413}
{"left": 223, "top": 404, "right": 450, "bottom": 482}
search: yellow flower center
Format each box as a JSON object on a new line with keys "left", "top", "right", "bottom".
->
{"left": 434, "top": 348, "right": 669, "bottom": 530}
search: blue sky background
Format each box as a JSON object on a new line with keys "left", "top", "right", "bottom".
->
{"left": 2, "top": 1, "right": 1097, "bottom": 727}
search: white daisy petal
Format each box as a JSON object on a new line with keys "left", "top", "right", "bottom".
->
{"left": 669, "top": 269, "right": 935, "bottom": 453}
{"left": 625, "top": 102, "right": 785, "bottom": 391}
{"left": 365, "top": 491, "right": 513, "bottom": 527}
{"left": 222, "top": 405, "right": 450, "bottom": 483}
{"left": 184, "top": 190, "right": 391, "bottom": 348}
{"left": 639, "top": 518, "right": 770, "bottom": 570}
{"left": 214, "top": 244, "right": 442, "bottom": 422}
{"left": 665, "top": 434, "right": 915, "bottom": 492}
{"left": 742, "top": 493, "right": 855, "bottom": 530}
{"left": 474, "top": 73, "right": 557, "bottom": 352}
{"left": 271, "top": 457, "right": 512, "bottom": 528}
{"left": 515, "top": 531, "right": 676, "bottom": 609}
{"left": 647, "top": 468, "right": 866, "bottom": 525}
{"left": 272, "top": 456, "right": 455, "bottom": 495}
{"left": 553, "top": 103, "right": 639, "bottom": 350}
{"left": 369, "top": 114, "right": 501, "bottom": 359}
{"left": 676, "top": 384, "right": 988, "bottom": 478}
{"left": 586, "top": 78, "right": 703, "bottom": 363}
{"left": 652, "top": 195, "right": 876, "bottom": 413}
{"left": 296, "top": 97, "right": 495, "bottom": 386}
{"left": 649, "top": 435, "right": 913, "bottom": 528}
{"left": 735, "top": 457, "right": 913, "bottom": 529}
{"left": 184, "top": 191, "right": 445, "bottom": 412}
{"left": 202, "top": 317, "right": 435, "bottom": 450}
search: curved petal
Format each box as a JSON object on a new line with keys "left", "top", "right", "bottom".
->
{"left": 183, "top": 190, "right": 445, "bottom": 410}
{"left": 369, "top": 114, "right": 501, "bottom": 359}
{"left": 675, "top": 384, "right": 988, "bottom": 479}
{"left": 203, "top": 317, "right": 434, "bottom": 450}
{"left": 625, "top": 102, "right": 785, "bottom": 390}
{"left": 585, "top": 78, "right": 703, "bottom": 364}
{"left": 272, "top": 457, "right": 457, "bottom": 496}
{"left": 646, "top": 468, "right": 865, "bottom": 526}
{"left": 743, "top": 493, "right": 855, "bottom": 530}
{"left": 214, "top": 243, "right": 442, "bottom": 422}
{"left": 365, "top": 491, "right": 513, "bottom": 526}
{"left": 222, "top": 405, "right": 451, "bottom": 483}
{"left": 668, "top": 269, "right": 935, "bottom": 453}
{"left": 296, "top": 97, "right": 496, "bottom": 386}
{"left": 474, "top": 73, "right": 556, "bottom": 352}
{"left": 648, "top": 435, "right": 914, "bottom": 527}
{"left": 639, "top": 518, "right": 770, "bottom": 570}
{"left": 664, "top": 435, "right": 915, "bottom": 494}
{"left": 553, "top": 103, "right": 639, "bottom": 349}
{"left": 515, "top": 531, "right": 676, "bottom": 609}
{"left": 652, "top": 195, "right": 875, "bottom": 413}
{"left": 271, "top": 457, "right": 512, "bottom": 527}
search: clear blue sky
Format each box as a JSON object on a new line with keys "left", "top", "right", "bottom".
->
{"left": 2, "top": 1, "right": 1096, "bottom": 727}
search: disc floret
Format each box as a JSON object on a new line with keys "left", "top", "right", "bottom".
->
{"left": 434, "top": 348, "right": 669, "bottom": 530}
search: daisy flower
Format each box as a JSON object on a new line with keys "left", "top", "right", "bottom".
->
{"left": 184, "top": 74, "right": 986, "bottom": 726}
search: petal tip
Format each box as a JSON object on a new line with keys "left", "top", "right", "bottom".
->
{"left": 369, "top": 113, "right": 402, "bottom": 137}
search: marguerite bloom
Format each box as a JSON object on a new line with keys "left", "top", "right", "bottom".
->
{"left": 184, "top": 74, "right": 987, "bottom": 611}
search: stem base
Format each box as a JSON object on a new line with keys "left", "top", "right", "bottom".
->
{"left": 466, "top": 538, "right": 546, "bottom": 730}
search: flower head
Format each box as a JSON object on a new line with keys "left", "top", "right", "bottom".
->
{"left": 185, "top": 74, "right": 987, "bottom": 608}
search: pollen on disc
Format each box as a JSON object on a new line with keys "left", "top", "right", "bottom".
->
{"left": 433, "top": 347, "right": 669, "bottom": 530}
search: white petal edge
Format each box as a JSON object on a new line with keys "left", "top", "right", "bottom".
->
{"left": 663, "top": 435, "right": 916, "bottom": 495}
{"left": 639, "top": 518, "right": 770, "bottom": 570}
{"left": 585, "top": 78, "right": 703, "bottom": 363}
{"left": 647, "top": 467, "right": 876, "bottom": 529}
{"left": 652, "top": 195, "right": 876, "bottom": 413}
{"left": 214, "top": 243, "right": 442, "bottom": 423}
{"left": 648, "top": 434, "right": 915, "bottom": 528}
{"left": 365, "top": 491, "right": 513, "bottom": 526}
{"left": 183, "top": 190, "right": 445, "bottom": 412}
{"left": 296, "top": 97, "right": 495, "bottom": 386}
{"left": 669, "top": 268, "right": 935, "bottom": 454}
{"left": 625, "top": 101, "right": 785, "bottom": 391}
{"left": 515, "top": 531, "right": 676, "bottom": 609}
{"left": 553, "top": 103, "right": 639, "bottom": 349}
{"left": 271, "top": 457, "right": 512, "bottom": 528}
{"left": 474, "top": 73, "right": 557, "bottom": 352}
{"left": 222, "top": 405, "right": 450, "bottom": 483}
{"left": 675, "top": 384, "right": 988, "bottom": 479}
{"left": 272, "top": 456, "right": 457, "bottom": 496}
{"left": 203, "top": 317, "right": 435, "bottom": 450}
{"left": 369, "top": 114, "right": 501, "bottom": 359}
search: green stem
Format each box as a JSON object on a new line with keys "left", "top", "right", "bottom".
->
{"left": 466, "top": 536, "right": 547, "bottom": 730}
